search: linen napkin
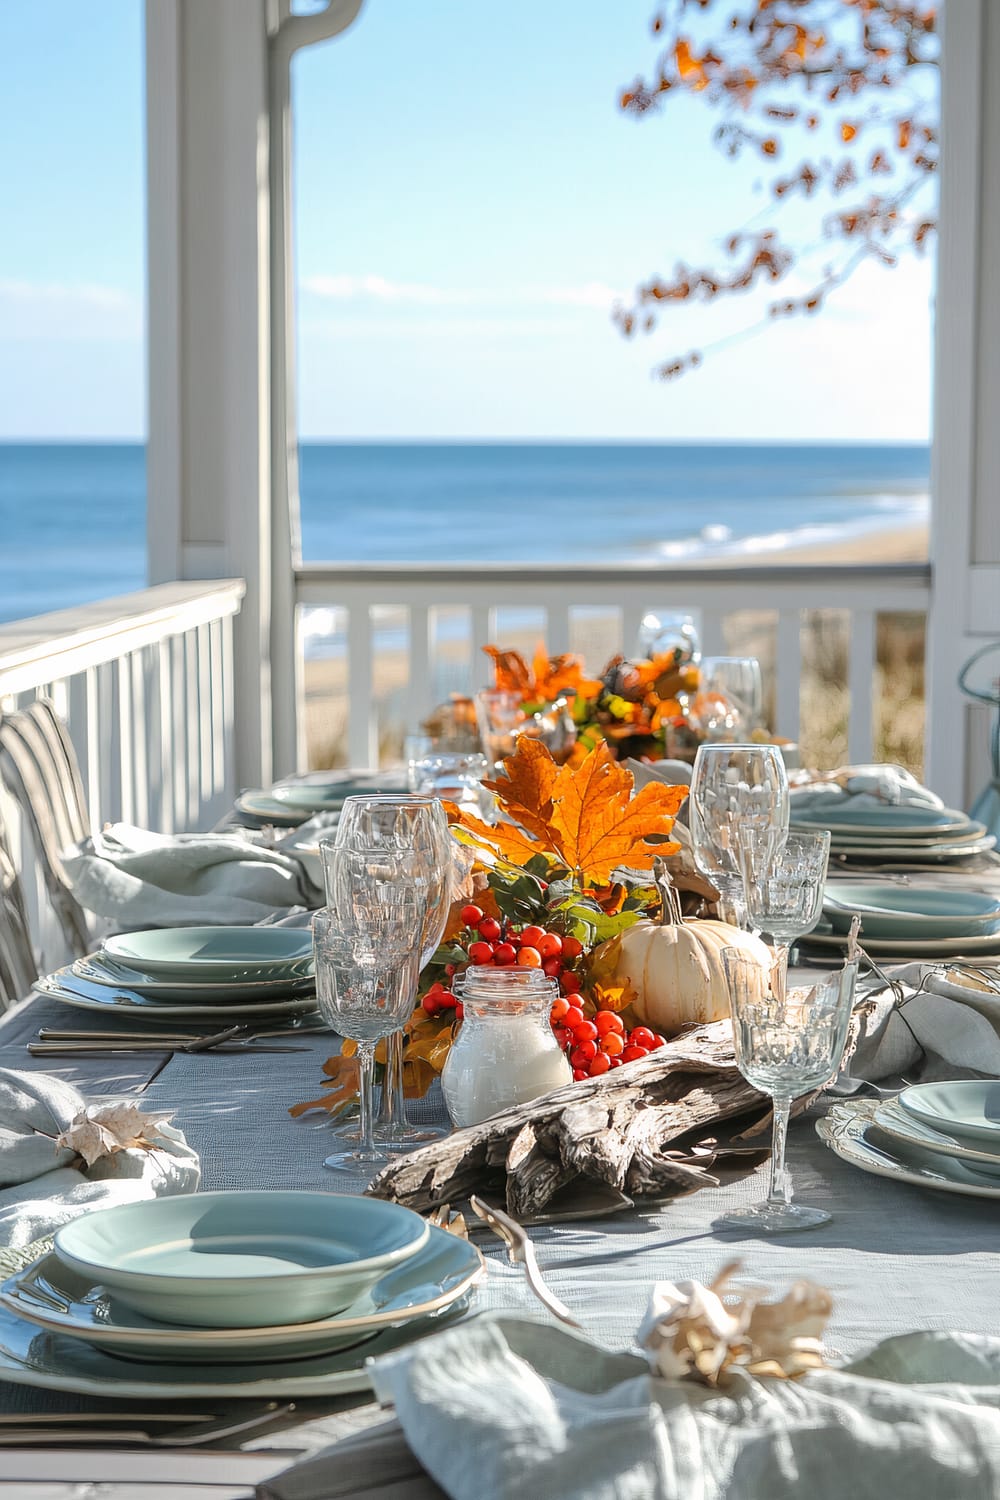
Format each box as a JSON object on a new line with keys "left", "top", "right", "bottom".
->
{"left": 789, "top": 763, "right": 944, "bottom": 813}
{"left": 263, "top": 1315, "right": 1000, "bottom": 1500}
{"left": 62, "top": 822, "right": 323, "bottom": 928}
{"left": 0, "top": 1067, "right": 199, "bottom": 1251}
{"left": 833, "top": 963, "right": 1000, "bottom": 1089}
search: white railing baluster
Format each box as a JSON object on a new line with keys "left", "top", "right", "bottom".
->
{"left": 774, "top": 610, "right": 802, "bottom": 743}
{"left": 130, "top": 650, "right": 149, "bottom": 828}
{"left": 197, "top": 622, "right": 213, "bottom": 804}
{"left": 222, "top": 610, "right": 236, "bottom": 801}
{"left": 117, "top": 652, "right": 134, "bottom": 826}
{"left": 620, "top": 604, "right": 643, "bottom": 659}
{"left": 209, "top": 617, "right": 225, "bottom": 797}
{"left": 470, "top": 606, "right": 492, "bottom": 689}
{"left": 184, "top": 630, "right": 199, "bottom": 825}
{"left": 847, "top": 609, "right": 877, "bottom": 764}
{"left": 408, "top": 605, "right": 431, "bottom": 737}
{"left": 699, "top": 610, "right": 726, "bottom": 657}
{"left": 547, "top": 605, "right": 571, "bottom": 656}
{"left": 347, "top": 604, "right": 376, "bottom": 768}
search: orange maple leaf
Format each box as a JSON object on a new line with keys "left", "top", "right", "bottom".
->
{"left": 482, "top": 736, "right": 558, "bottom": 841}
{"left": 483, "top": 643, "right": 602, "bottom": 702}
{"left": 451, "top": 739, "right": 688, "bottom": 887}
{"left": 548, "top": 743, "right": 687, "bottom": 882}
{"left": 289, "top": 1054, "right": 360, "bottom": 1117}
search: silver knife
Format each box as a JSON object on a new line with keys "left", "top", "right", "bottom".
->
{"left": 28, "top": 1040, "right": 310, "bottom": 1055}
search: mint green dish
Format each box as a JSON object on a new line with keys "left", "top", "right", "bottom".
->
{"left": 53, "top": 1191, "right": 428, "bottom": 1328}
{"left": 899, "top": 1081, "right": 1000, "bottom": 1146}
{"left": 270, "top": 780, "right": 388, "bottom": 811}
{"left": 823, "top": 882, "right": 1000, "bottom": 940}
{"left": 102, "top": 927, "right": 313, "bottom": 979}
{"left": 3, "top": 1228, "right": 481, "bottom": 1363}
{"left": 791, "top": 804, "right": 972, "bottom": 836}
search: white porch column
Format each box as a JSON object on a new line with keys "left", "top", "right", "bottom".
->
{"left": 146, "top": 0, "right": 273, "bottom": 791}
{"left": 926, "top": 0, "right": 1000, "bottom": 807}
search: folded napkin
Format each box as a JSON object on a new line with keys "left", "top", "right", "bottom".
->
{"left": 63, "top": 822, "right": 324, "bottom": 929}
{"left": 624, "top": 758, "right": 694, "bottom": 792}
{"left": 265, "top": 1315, "right": 1000, "bottom": 1500}
{"left": 0, "top": 1067, "right": 199, "bottom": 1252}
{"left": 834, "top": 963, "right": 1000, "bottom": 1089}
{"left": 789, "top": 764, "right": 944, "bottom": 813}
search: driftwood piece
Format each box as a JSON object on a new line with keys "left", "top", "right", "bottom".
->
{"left": 367, "top": 1021, "right": 768, "bottom": 1216}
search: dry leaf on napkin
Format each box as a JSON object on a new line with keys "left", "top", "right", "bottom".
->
{"left": 638, "top": 1261, "right": 831, "bottom": 1386}
{"left": 55, "top": 1102, "right": 176, "bottom": 1168}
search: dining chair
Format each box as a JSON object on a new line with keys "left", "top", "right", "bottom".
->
{"left": 0, "top": 698, "right": 92, "bottom": 958}
{"left": 0, "top": 803, "right": 37, "bottom": 1010}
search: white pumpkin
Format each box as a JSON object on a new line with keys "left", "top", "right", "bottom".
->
{"left": 595, "top": 866, "right": 771, "bottom": 1036}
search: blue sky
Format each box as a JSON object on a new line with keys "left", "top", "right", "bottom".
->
{"left": 0, "top": 0, "right": 936, "bottom": 441}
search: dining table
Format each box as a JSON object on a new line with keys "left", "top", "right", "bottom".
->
{"left": 4, "top": 832, "right": 1000, "bottom": 1495}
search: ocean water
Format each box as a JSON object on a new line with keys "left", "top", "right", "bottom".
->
{"left": 0, "top": 441, "right": 930, "bottom": 629}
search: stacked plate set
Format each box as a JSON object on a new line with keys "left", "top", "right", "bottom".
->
{"left": 820, "top": 1079, "right": 1000, "bottom": 1203}
{"left": 790, "top": 801, "right": 996, "bottom": 869}
{"left": 0, "top": 1191, "right": 483, "bottom": 1397}
{"left": 234, "top": 772, "right": 402, "bottom": 831}
{"left": 35, "top": 926, "right": 321, "bottom": 1024}
{"left": 801, "top": 881, "right": 1000, "bottom": 964}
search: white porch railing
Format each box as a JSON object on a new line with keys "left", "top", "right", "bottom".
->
{"left": 0, "top": 580, "right": 245, "bottom": 967}
{"left": 295, "top": 561, "right": 933, "bottom": 769}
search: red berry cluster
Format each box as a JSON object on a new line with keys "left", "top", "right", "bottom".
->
{"left": 421, "top": 980, "right": 463, "bottom": 1019}
{"left": 549, "top": 998, "right": 666, "bottom": 1081}
{"left": 456, "top": 905, "right": 585, "bottom": 993}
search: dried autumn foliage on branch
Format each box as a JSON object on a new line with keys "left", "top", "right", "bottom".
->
{"left": 484, "top": 645, "right": 604, "bottom": 704}
{"left": 615, "top": 0, "right": 938, "bottom": 377}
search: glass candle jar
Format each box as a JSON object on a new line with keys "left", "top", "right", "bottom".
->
{"left": 440, "top": 967, "right": 572, "bottom": 1128}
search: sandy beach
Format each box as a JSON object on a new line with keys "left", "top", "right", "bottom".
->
{"left": 303, "top": 520, "right": 929, "bottom": 767}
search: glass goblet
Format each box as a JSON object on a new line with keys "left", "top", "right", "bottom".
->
{"left": 312, "top": 903, "right": 423, "bottom": 1180}
{"left": 332, "top": 795, "right": 453, "bottom": 1146}
{"left": 689, "top": 743, "right": 789, "bottom": 925}
{"left": 719, "top": 948, "right": 858, "bottom": 1232}
{"left": 699, "top": 656, "right": 764, "bottom": 731}
{"left": 740, "top": 828, "right": 831, "bottom": 949}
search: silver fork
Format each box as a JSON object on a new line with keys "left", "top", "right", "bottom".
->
{"left": 0, "top": 1401, "right": 299, "bottom": 1448}
{"left": 469, "top": 1196, "right": 581, "bottom": 1330}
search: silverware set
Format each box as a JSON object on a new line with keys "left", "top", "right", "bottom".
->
{"left": 0, "top": 1401, "right": 299, "bottom": 1448}
{"left": 28, "top": 1021, "right": 326, "bottom": 1056}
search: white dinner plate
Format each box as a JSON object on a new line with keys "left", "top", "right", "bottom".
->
{"left": 817, "top": 1099, "right": 1000, "bottom": 1199}
{"left": 791, "top": 806, "right": 977, "bottom": 838}
{"left": 1, "top": 1228, "right": 483, "bottom": 1363}
{"left": 35, "top": 968, "right": 320, "bottom": 1021}
{"left": 234, "top": 792, "right": 312, "bottom": 827}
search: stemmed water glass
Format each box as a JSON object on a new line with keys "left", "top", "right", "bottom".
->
{"left": 699, "top": 656, "right": 764, "bottom": 729}
{"left": 688, "top": 744, "right": 789, "bottom": 925}
{"left": 719, "top": 947, "right": 858, "bottom": 1232}
{"left": 312, "top": 896, "right": 422, "bottom": 1179}
{"left": 739, "top": 828, "right": 832, "bottom": 950}
{"left": 328, "top": 794, "right": 453, "bottom": 1147}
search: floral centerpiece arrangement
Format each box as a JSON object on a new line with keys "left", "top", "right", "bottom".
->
{"left": 483, "top": 642, "right": 703, "bottom": 765}
{"left": 293, "top": 739, "right": 768, "bottom": 1120}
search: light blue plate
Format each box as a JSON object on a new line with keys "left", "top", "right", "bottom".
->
{"left": 269, "top": 778, "right": 396, "bottom": 813}
{"left": 3, "top": 1227, "right": 482, "bottom": 1364}
{"left": 54, "top": 1191, "right": 429, "bottom": 1328}
{"left": 899, "top": 1081, "right": 1000, "bottom": 1145}
{"left": 103, "top": 927, "right": 313, "bottom": 979}
{"left": 823, "top": 882, "right": 1000, "bottom": 939}
{"left": 74, "top": 952, "right": 315, "bottom": 1003}
{"left": 234, "top": 791, "right": 310, "bottom": 827}
{"left": 792, "top": 804, "right": 972, "bottom": 836}
{"left": 0, "top": 1290, "right": 474, "bottom": 1398}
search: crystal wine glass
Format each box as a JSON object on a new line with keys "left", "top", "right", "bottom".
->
{"left": 312, "top": 901, "right": 422, "bottom": 1179}
{"left": 689, "top": 744, "right": 789, "bottom": 925}
{"left": 699, "top": 656, "right": 764, "bottom": 731}
{"left": 739, "top": 828, "right": 831, "bottom": 949}
{"left": 329, "top": 794, "right": 452, "bottom": 1146}
{"left": 719, "top": 947, "right": 858, "bottom": 1232}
